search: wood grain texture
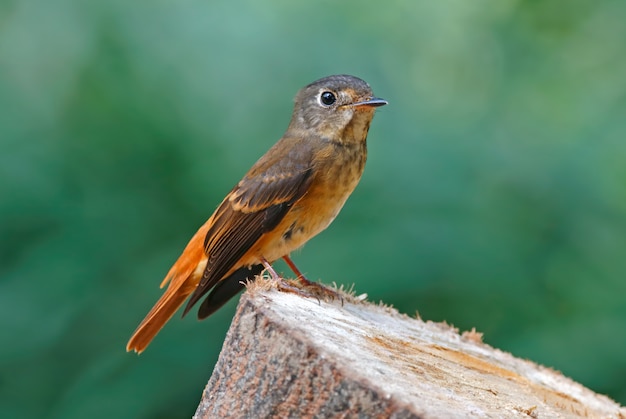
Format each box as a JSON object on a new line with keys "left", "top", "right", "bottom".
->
{"left": 194, "top": 283, "right": 626, "bottom": 418}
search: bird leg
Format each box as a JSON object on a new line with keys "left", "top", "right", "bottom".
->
{"left": 261, "top": 255, "right": 314, "bottom": 297}
{"left": 260, "top": 255, "right": 343, "bottom": 305}
{"left": 282, "top": 254, "right": 307, "bottom": 282}
{"left": 260, "top": 257, "right": 281, "bottom": 281}
{"left": 281, "top": 254, "right": 343, "bottom": 304}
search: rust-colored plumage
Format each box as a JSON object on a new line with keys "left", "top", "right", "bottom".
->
{"left": 126, "top": 75, "right": 387, "bottom": 353}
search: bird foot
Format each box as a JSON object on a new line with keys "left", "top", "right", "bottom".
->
{"left": 276, "top": 277, "right": 344, "bottom": 306}
{"left": 260, "top": 256, "right": 343, "bottom": 304}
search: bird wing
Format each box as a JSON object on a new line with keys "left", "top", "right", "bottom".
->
{"left": 182, "top": 142, "right": 314, "bottom": 315}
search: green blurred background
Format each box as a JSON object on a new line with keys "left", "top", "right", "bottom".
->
{"left": 2, "top": 0, "right": 625, "bottom": 417}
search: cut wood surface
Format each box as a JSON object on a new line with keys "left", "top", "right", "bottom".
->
{"left": 194, "top": 281, "right": 625, "bottom": 418}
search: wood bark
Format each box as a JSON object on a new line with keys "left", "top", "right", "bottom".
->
{"left": 194, "top": 282, "right": 625, "bottom": 418}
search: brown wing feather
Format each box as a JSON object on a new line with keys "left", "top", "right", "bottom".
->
{"left": 183, "top": 159, "right": 313, "bottom": 315}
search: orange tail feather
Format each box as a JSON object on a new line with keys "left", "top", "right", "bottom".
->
{"left": 126, "top": 223, "right": 210, "bottom": 354}
{"left": 125, "top": 281, "right": 196, "bottom": 354}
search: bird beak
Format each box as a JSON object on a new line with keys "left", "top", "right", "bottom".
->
{"left": 351, "top": 97, "right": 388, "bottom": 108}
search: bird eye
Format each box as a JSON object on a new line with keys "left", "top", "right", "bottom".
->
{"left": 320, "top": 91, "right": 336, "bottom": 106}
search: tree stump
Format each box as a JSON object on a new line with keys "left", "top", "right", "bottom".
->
{"left": 194, "top": 281, "right": 625, "bottom": 418}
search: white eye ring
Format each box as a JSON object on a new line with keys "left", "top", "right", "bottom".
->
{"left": 319, "top": 91, "right": 337, "bottom": 107}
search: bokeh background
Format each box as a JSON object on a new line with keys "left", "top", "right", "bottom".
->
{"left": 2, "top": 0, "right": 625, "bottom": 417}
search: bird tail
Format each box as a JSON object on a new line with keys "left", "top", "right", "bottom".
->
{"left": 126, "top": 225, "right": 210, "bottom": 354}
{"left": 125, "top": 281, "right": 195, "bottom": 354}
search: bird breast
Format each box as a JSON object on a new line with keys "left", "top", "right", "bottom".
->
{"left": 259, "top": 141, "right": 367, "bottom": 262}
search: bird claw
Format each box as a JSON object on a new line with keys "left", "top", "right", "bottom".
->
{"left": 276, "top": 277, "right": 344, "bottom": 306}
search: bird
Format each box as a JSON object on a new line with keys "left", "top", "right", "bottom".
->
{"left": 126, "top": 74, "right": 387, "bottom": 353}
